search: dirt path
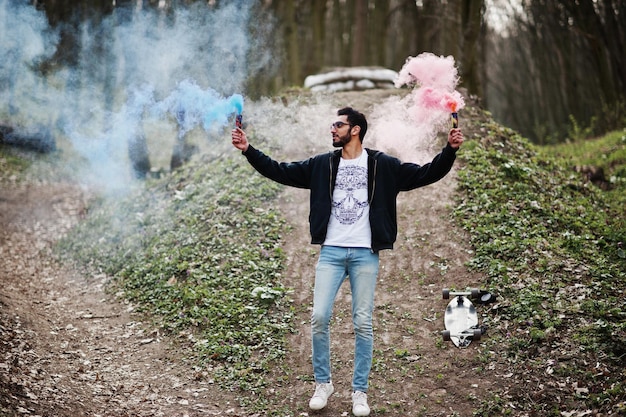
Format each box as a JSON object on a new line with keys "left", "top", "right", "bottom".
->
{"left": 273, "top": 168, "right": 499, "bottom": 416}
{"left": 0, "top": 180, "right": 247, "bottom": 417}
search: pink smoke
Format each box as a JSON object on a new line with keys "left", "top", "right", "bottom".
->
{"left": 395, "top": 52, "right": 465, "bottom": 125}
{"left": 417, "top": 87, "right": 464, "bottom": 113}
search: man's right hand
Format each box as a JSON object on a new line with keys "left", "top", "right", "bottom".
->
{"left": 231, "top": 128, "right": 249, "bottom": 152}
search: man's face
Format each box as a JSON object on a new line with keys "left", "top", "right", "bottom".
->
{"left": 330, "top": 116, "right": 352, "bottom": 148}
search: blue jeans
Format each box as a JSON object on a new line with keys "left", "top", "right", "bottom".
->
{"left": 311, "top": 246, "right": 379, "bottom": 392}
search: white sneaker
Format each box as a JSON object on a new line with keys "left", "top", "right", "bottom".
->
{"left": 352, "top": 391, "right": 370, "bottom": 416}
{"left": 308, "top": 381, "right": 334, "bottom": 410}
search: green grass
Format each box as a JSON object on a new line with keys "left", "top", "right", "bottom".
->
{"left": 0, "top": 145, "right": 33, "bottom": 180}
{"left": 56, "top": 152, "right": 293, "bottom": 410}
{"left": 454, "top": 124, "right": 626, "bottom": 414}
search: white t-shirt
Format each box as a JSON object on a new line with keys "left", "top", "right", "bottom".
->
{"left": 324, "top": 151, "right": 371, "bottom": 248}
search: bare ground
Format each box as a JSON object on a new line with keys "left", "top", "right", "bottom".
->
{"left": 0, "top": 180, "right": 247, "bottom": 416}
{"left": 1, "top": 91, "right": 510, "bottom": 416}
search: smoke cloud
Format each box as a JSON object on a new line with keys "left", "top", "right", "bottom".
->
{"left": 395, "top": 52, "right": 465, "bottom": 139}
{"left": 1, "top": 0, "right": 464, "bottom": 192}
{"left": 0, "top": 0, "right": 272, "bottom": 193}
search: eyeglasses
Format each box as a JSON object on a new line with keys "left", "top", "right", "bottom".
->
{"left": 330, "top": 121, "right": 351, "bottom": 130}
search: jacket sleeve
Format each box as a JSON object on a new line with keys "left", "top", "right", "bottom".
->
{"left": 397, "top": 144, "right": 457, "bottom": 191}
{"left": 242, "top": 145, "right": 312, "bottom": 189}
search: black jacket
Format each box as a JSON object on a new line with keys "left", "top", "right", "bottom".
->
{"left": 242, "top": 144, "right": 457, "bottom": 252}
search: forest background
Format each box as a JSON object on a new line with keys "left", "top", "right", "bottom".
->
{"left": 18, "top": 0, "right": 626, "bottom": 144}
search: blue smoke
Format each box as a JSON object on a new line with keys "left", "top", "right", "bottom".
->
{"left": 152, "top": 80, "right": 244, "bottom": 139}
{"left": 0, "top": 0, "right": 270, "bottom": 192}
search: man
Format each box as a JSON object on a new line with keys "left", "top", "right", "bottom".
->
{"left": 231, "top": 107, "right": 463, "bottom": 416}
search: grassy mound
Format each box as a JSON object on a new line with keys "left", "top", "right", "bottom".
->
{"left": 455, "top": 125, "right": 625, "bottom": 415}
{"left": 57, "top": 152, "right": 292, "bottom": 408}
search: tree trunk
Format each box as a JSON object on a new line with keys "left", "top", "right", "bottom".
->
{"left": 284, "top": 0, "right": 301, "bottom": 84}
{"left": 351, "top": 0, "right": 368, "bottom": 66}
{"left": 372, "top": 0, "right": 389, "bottom": 66}
{"left": 311, "top": 0, "right": 327, "bottom": 71}
{"left": 460, "top": 0, "right": 484, "bottom": 97}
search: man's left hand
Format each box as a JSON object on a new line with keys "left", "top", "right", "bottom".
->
{"left": 448, "top": 128, "right": 464, "bottom": 149}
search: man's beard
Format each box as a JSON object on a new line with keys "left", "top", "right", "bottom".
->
{"left": 332, "top": 132, "right": 351, "bottom": 148}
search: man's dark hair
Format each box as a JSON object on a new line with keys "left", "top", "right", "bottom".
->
{"left": 338, "top": 107, "right": 367, "bottom": 143}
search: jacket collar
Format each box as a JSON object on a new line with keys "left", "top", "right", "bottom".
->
{"left": 331, "top": 147, "right": 380, "bottom": 159}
